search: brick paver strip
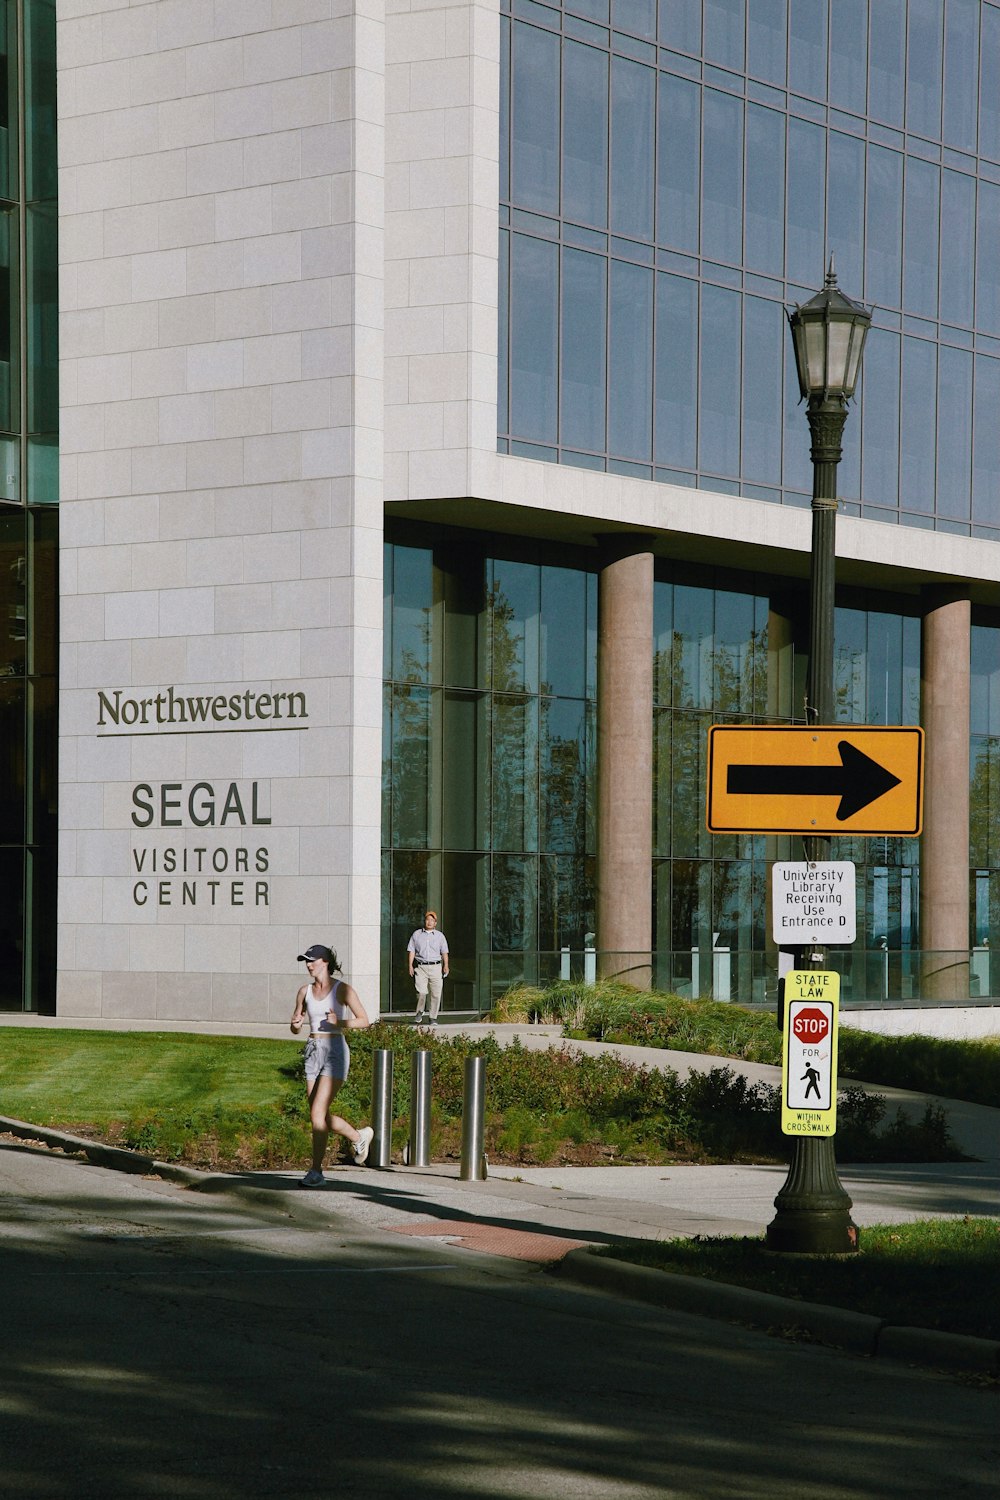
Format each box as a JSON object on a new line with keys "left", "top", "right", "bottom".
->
{"left": 386, "top": 1219, "right": 592, "bottom": 1262}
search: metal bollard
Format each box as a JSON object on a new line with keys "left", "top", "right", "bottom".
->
{"left": 369, "top": 1048, "right": 394, "bottom": 1169}
{"left": 460, "top": 1054, "right": 488, "bottom": 1181}
{"left": 408, "top": 1048, "right": 432, "bottom": 1167}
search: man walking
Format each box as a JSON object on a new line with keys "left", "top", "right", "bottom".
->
{"left": 407, "top": 910, "right": 449, "bottom": 1023}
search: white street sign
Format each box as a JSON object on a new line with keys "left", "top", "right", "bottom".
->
{"left": 772, "top": 860, "right": 856, "bottom": 946}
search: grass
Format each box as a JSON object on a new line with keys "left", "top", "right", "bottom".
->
{"left": 597, "top": 1217, "right": 1000, "bottom": 1342}
{"left": 0, "top": 1024, "right": 964, "bottom": 1171}
{"left": 493, "top": 979, "right": 1000, "bottom": 1109}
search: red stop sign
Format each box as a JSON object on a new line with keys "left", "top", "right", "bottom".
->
{"left": 792, "top": 1006, "right": 830, "bottom": 1044}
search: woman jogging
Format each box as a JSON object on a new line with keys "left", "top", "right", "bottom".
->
{"left": 290, "top": 943, "right": 374, "bottom": 1187}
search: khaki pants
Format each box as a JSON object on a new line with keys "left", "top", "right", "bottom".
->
{"left": 413, "top": 964, "right": 443, "bottom": 1017}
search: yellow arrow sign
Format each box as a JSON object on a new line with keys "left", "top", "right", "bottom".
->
{"left": 706, "top": 725, "right": 923, "bottom": 836}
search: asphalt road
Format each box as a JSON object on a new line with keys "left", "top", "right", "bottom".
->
{"left": 1, "top": 1141, "right": 997, "bottom": 1499}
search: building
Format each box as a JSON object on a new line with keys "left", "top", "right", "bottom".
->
{"left": 3, "top": 0, "right": 1000, "bottom": 1022}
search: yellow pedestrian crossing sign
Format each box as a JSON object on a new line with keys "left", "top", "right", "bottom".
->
{"left": 781, "top": 971, "right": 840, "bottom": 1138}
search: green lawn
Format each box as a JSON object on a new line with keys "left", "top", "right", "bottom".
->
{"left": 599, "top": 1217, "right": 1000, "bottom": 1341}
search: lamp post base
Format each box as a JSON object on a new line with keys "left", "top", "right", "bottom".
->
{"left": 766, "top": 1139, "right": 860, "bottom": 1254}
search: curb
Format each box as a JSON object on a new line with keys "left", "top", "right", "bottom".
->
{"left": 553, "top": 1249, "right": 1000, "bottom": 1376}
{"left": 5, "top": 1114, "right": 998, "bottom": 1377}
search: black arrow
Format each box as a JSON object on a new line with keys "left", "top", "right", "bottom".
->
{"left": 726, "top": 739, "right": 902, "bottom": 821}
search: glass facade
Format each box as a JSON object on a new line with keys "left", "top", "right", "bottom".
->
{"left": 499, "top": 0, "right": 1000, "bottom": 536}
{"left": 383, "top": 529, "right": 928, "bottom": 1010}
{"left": 0, "top": 0, "right": 58, "bottom": 1011}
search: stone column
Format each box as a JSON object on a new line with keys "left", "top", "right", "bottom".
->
{"left": 920, "top": 586, "right": 971, "bottom": 1000}
{"left": 596, "top": 535, "right": 654, "bottom": 985}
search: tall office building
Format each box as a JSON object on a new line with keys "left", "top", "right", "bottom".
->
{"left": 3, "top": 0, "right": 1000, "bottom": 1020}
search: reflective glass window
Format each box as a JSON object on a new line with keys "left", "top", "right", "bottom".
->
{"left": 491, "top": 559, "right": 540, "bottom": 693}
{"left": 492, "top": 697, "right": 539, "bottom": 851}
{"left": 972, "top": 624, "right": 1000, "bottom": 736}
{"left": 745, "top": 105, "right": 785, "bottom": 276}
{"left": 973, "top": 355, "right": 1000, "bottom": 530}
{"left": 540, "top": 696, "right": 586, "bottom": 853}
{"left": 0, "top": 0, "right": 15, "bottom": 201}
{"left": 390, "top": 685, "right": 433, "bottom": 848}
{"left": 702, "top": 89, "right": 743, "bottom": 265}
{"left": 659, "top": 0, "right": 701, "bottom": 53}
{"left": 782, "top": 340, "right": 812, "bottom": 493}
{"left": 976, "top": 182, "right": 1000, "bottom": 335}
{"left": 491, "top": 854, "right": 537, "bottom": 949}
{"left": 713, "top": 588, "right": 756, "bottom": 713}
{"left": 391, "top": 547, "right": 433, "bottom": 683}
{"left": 654, "top": 272, "right": 697, "bottom": 471}
{"left": 704, "top": 0, "right": 744, "bottom": 71}
{"left": 788, "top": 0, "right": 827, "bottom": 100}
{"left": 865, "top": 145, "right": 902, "bottom": 308}
{"left": 747, "top": 0, "right": 787, "bottom": 86}
{"left": 657, "top": 72, "right": 700, "bottom": 254}
{"left": 869, "top": 0, "right": 905, "bottom": 127}
{"left": 609, "top": 259, "right": 652, "bottom": 459}
{"left": 0, "top": 676, "right": 25, "bottom": 842}
{"left": 510, "top": 234, "right": 558, "bottom": 443}
{"left": 498, "top": 230, "right": 509, "bottom": 435}
{"left": 610, "top": 57, "right": 654, "bottom": 239}
{"left": 672, "top": 585, "right": 714, "bottom": 709}
{"left": 903, "top": 157, "right": 940, "bottom": 319}
{"left": 500, "top": 19, "right": 510, "bottom": 203}
{"left": 0, "top": 507, "right": 25, "bottom": 677}
{"left": 899, "top": 337, "right": 937, "bottom": 513}
{"left": 540, "top": 565, "right": 587, "bottom": 698}
{"left": 613, "top": 0, "right": 655, "bottom": 37}
{"left": 0, "top": 204, "right": 16, "bottom": 436}
{"left": 561, "top": 247, "right": 606, "bottom": 453}
{"left": 24, "top": 0, "right": 56, "bottom": 203}
{"left": 699, "top": 283, "right": 741, "bottom": 478}
{"left": 511, "top": 23, "right": 560, "bottom": 213}
{"left": 906, "top": 0, "right": 942, "bottom": 141}
{"left": 981, "top": 4, "right": 1000, "bottom": 164}
{"left": 939, "top": 171, "right": 975, "bottom": 329}
{"left": 860, "top": 328, "right": 900, "bottom": 509}
{"left": 936, "top": 345, "right": 972, "bottom": 523}
{"left": 827, "top": 132, "right": 865, "bottom": 295}
{"left": 786, "top": 117, "right": 825, "bottom": 287}
{"left": 27, "top": 202, "right": 57, "bottom": 434}
{"left": 741, "top": 295, "right": 782, "bottom": 486}
{"left": 0, "top": 848, "right": 23, "bottom": 1011}
{"left": 829, "top": 0, "right": 867, "bottom": 115}
{"left": 943, "top": 0, "right": 979, "bottom": 153}
{"left": 563, "top": 40, "right": 608, "bottom": 227}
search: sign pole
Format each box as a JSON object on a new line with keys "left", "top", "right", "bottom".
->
{"left": 767, "top": 345, "right": 860, "bottom": 1256}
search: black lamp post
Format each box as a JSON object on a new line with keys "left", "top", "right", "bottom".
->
{"left": 767, "top": 260, "right": 871, "bottom": 1255}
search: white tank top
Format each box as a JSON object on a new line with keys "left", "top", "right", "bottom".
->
{"left": 305, "top": 980, "right": 349, "bottom": 1032}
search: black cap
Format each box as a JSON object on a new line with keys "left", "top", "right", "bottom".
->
{"left": 298, "top": 944, "right": 333, "bottom": 964}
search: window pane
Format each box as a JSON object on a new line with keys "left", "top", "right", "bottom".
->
{"left": 672, "top": 586, "right": 714, "bottom": 708}
{"left": 829, "top": 0, "right": 867, "bottom": 114}
{"left": 788, "top": 0, "right": 827, "bottom": 100}
{"left": 491, "top": 854, "right": 537, "bottom": 950}
{"left": 391, "top": 547, "right": 433, "bottom": 682}
{"left": 786, "top": 117, "right": 825, "bottom": 287}
{"left": 563, "top": 40, "right": 608, "bottom": 227}
{"left": 745, "top": 104, "right": 784, "bottom": 275}
{"left": 747, "top": 0, "right": 787, "bottom": 86}
{"left": 906, "top": 0, "right": 942, "bottom": 140}
{"left": 491, "top": 559, "right": 540, "bottom": 694}
{"left": 0, "top": 848, "right": 23, "bottom": 1010}
{"left": 0, "top": 0, "right": 16, "bottom": 201}
{"left": 713, "top": 589, "right": 755, "bottom": 713}
{"left": 827, "top": 132, "right": 865, "bottom": 295}
{"left": 742, "top": 295, "right": 782, "bottom": 485}
{"left": 869, "top": 0, "right": 905, "bottom": 127}
{"left": 610, "top": 57, "right": 654, "bottom": 239}
{"left": 943, "top": 0, "right": 979, "bottom": 152}
{"left": 609, "top": 259, "right": 652, "bottom": 460}
{"left": 699, "top": 283, "right": 741, "bottom": 478}
{"left": 27, "top": 203, "right": 58, "bottom": 434}
{"left": 391, "top": 685, "right": 433, "bottom": 848}
{"left": 657, "top": 72, "right": 700, "bottom": 254}
{"left": 977, "top": 182, "right": 1000, "bottom": 335}
{"left": 0, "top": 508, "right": 25, "bottom": 677}
{"left": 492, "top": 699, "right": 539, "bottom": 852}
{"left": 540, "top": 697, "right": 586, "bottom": 853}
{"left": 936, "top": 344, "right": 972, "bottom": 523}
{"left": 561, "top": 248, "right": 606, "bottom": 453}
{"left": 973, "top": 355, "right": 1000, "bottom": 529}
{"left": 510, "top": 234, "right": 558, "bottom": 443}
{"left": 903, "top": 157, "right": 940, "bottom": 319}
{"left": 28, "top": 676, "right": 57, "bottom": 848}
{"left": 498, "top": 229, "right": 509, "bottom": 434}
{"left": 613, "top": 0, "right": 655, "bottom": 39}
{"left": 939, "top": 171, "right": 975, "bottom": 328}
{"left": 500, "top": 17, "right": 510, "bottom": 203}
{"left": 702, "top": 89, "right": 743, "bottom": 265}
{"left": 541, "top": 566, "right": 587, "bottom": 700}
{"left": 861, "top": 328, "right": 900, "bottom": 508}
{"left": 0, "top": 678, "right": 25, "bottom": 842}
{"left": 981, "top": 3, "right": 1000, "bottom": 164}
{"left": 654, "top": 272, "right": 697, "bottom": 471}
{"left": 511, "top": 23, "right": 560, "bottom": 213}
{"left": 659, "top": 0, "right": 701, "bottom": 52}
{"left": 899, "top": 337, "right": 937, "bottom": 513}
{"left": 0, "top": 205, "right": 17, "bottom": 435}
{"left": 704, "top": 0, "right": 745, "bottom": 71}
{"left": 865, "top": 145, "right": 902, "bottom": 308}
{"left": 24, "top": 0, "right": 56, "bottom": 202}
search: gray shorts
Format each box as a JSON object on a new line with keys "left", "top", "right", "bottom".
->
{"left": 304, "top": 1034, "right": 350, "bottom": 1083}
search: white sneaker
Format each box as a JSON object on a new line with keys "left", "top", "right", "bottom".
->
{"left": 353, "top": 1126, "right": 375, "bottom": 1165}
{"left": 299, "top": 1168, "right": 325, "bottom": 1188}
